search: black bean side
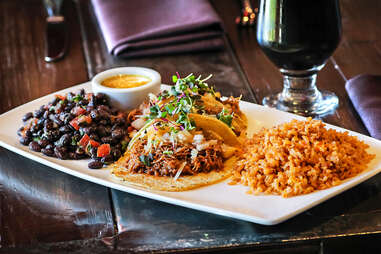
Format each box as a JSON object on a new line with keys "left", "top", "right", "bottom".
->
{"left": 88, "top": 160, "right": 103, "bottom": 169}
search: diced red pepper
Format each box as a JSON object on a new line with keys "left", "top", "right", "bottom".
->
{"left": 89, "top": 139, "right": 100, "bottom": 148}
{"left": 72, "top": 106, "right": 86, "bottom": 116}
{"left": 97, "top": 144, "right": 110, "bottom": 157}
{"left": 78, "top": 134, "right": 90, "bottom": 148}
{"left": 127, "top": 126, "right": 135, "bottom": 132}
{"left": 70, "top": 118, "right": 80, "bottom": 130}
{"left": 55, "top": 94, "right": 66, "bottom": 101}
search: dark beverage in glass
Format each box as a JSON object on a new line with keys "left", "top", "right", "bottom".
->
{"left": 257, "top": 0, "right": 342, "bottom": 116}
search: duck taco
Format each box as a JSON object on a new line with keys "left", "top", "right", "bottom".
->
{"left": 111, "top": 74, "right": 247, "bottom": 191}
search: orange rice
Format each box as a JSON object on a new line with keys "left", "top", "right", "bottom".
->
{"left": 231, "top": 118, "right": 375, "bottom": 197}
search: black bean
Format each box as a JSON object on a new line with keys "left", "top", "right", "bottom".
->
{"left": 43, "top": 110, "right": 49, "bottom": 119}
{"left": 53, "top": 116, "right": 64, "bottom": 126}
{"left": 19, "top": 136, "right": 31, "bottom": 145}
{"left": 113, "top": 117, "right": 126, "bottom": 127}
{"left": 59, "top": 125, "right": 71, "bottom": 134}
{"left": 111, "top": 128, "right": 124, "bottom": 140}
{"left": 96, "top": 125, "right": 107, "bottom": 137}
{"left": 25, "top": 129, "right": 32, "bottom": 137}
{"left": 37, "top": 117, "right": 45, "bottom": 126}
{"left": 82, "top": 127, "right": 94, "bottom": 135}
{"left": 41, "top": 148, "right": 54, "bottom": 157}
{"left": 101, "top": 154, "right": 113, "bottom": 164}
{"left": 43, "top": 131, "right": 54, "bottom": 141}
{"left": 34, "top": 109, "right": 44, "bottom": 118}
{"left": 54, "top": 146, "right": 68, "bottom": 159}
{"left": 101, "top": 136, "right": 113, "bottom": 144}
{"left": 29, "top": 141, "right": 41, "bottom": 152}
{"left": 97, "top": 105, "right": 110, "bottom": 113}
{"left": 64, "top": 113, "right": 75, "bottom": 125}
{"left": 30, "top": 125, "right": 40, "bottom": 133}
{"left": 17, "top": 127, "right": 25, "bottom": 136}
{"left": 37, "top": 130, "right": 44, "bottom": 137}
{"left": 98, "top": 110, "right": 110, "bottom": 120}
{"left": 44, "top": 120, "right": 54, "bottom": 130}
{"left": 78, "top": 99, "right": 88, "bottom": 106}
{"left": 64, "top": 105, "right": 73, "bottom": 112}
{"left": 88, "top": 160, "right": 103, "bottom": 169}
{"left": 99, "top": 119, "right": 108, "bottom": 125}
{"left": 22, "top": 112, "right": 33, "bottom": 122}
{"left": 112, "top": 148, "right": 121, "bottom": 160}
{"left": 89, "top": 133, "right": 100, "bottom": 141}
{"left": 51, "top": 130, "right": 61, "bottom": 140}
{"left": 38, "top": 139, "right": 50, "bottom": 148}
{"left": 90, "top": 110, "right": 100, "bottom": 121}
{"left": 45, "top": 144, "right": 54, "bottom": 150}
{"left": 67, "top": 92, "right": 75, "bottom": 102}
{"left": 55, "top": 134, "right": 71, "bottom": 147}
{"left": 111, "top": 108, "right": 119, "bottom": 115}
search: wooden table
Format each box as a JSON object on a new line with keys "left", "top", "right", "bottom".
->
{"left": 1, "top": 0, "right": 380, "bottom": 253}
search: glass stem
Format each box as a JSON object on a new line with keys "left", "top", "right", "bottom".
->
{"left": 280, "top": 73, "right": 322, "bottom": 106}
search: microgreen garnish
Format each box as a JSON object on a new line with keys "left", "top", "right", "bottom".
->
{"left": 163, "top": 150, "right": 173, "bottom": 155}
{"left": 147, "top": 73, "right": 230, "bottom": 134}
{"left": 217, "top": 109, "right": 233, "bottom": 127}
{"left": 73, "top": 94, "right": 83, "bottom": 103}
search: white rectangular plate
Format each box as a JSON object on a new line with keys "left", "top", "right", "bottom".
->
{"left": 1, "top": 82, "right": 381, "bottom": 225}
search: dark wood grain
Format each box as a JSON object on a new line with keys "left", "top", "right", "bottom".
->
{"left": 0, "top": 149, "right": 115, "bottom": 248}
{"left": 0, "top": 0, "right": 88, "bottom": 114}
{"left": 0, "top": 0, "right": 115, "bottom": 250}
{"left": 1, "top": 0, "right": 381, "bottom": 252}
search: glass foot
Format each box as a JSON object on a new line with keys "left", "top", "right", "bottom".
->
{"left": 263, "top": 90, "right": 339, "bottom": 117}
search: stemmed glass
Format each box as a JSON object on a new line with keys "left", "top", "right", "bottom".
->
{"left": 256, "top": 0, "right": 342, "bottom": 116}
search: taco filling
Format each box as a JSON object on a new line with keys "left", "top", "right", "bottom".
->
{"left": 111, "top": 74, "right": 244, "bottom": 191}
{"left": 123, "top": 128, "right": 224, "bottom": 178}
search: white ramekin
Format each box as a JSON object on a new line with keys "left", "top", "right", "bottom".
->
{"left": 91, "top": 67, "right": 161, "bottom": 111}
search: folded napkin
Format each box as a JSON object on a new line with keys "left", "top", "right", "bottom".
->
{"left": 92, "top": 0, "right": 225, "bottom": 58}
{"left": 346, "top": 74, "right": 381, "bottom": 140}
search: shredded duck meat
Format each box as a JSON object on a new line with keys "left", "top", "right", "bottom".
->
{"left": 124, "top": 140, "right": 224, "bottom": 177}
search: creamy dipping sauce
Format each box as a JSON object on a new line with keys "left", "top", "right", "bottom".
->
{"left": 101, "top": 74, "right": 151, "bottom": 88}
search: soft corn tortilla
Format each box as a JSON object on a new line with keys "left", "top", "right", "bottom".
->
{"left": 111, "top": 156, "right": 236, "bottom": 191}
{"left": 188, "top": 113, "right": 241, "bottom": 147}
{"left": 110, "top": 114, "right": 241, "bottom": 191}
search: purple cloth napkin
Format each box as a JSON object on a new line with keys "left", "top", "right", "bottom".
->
{"left": 346, "top": 74, "right": 381, "bottom": 140}
{"left": 92, "top": 0, "right": 225, "bottom": 58}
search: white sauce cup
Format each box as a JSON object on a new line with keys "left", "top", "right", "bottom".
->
{"left": 91, "top": 67, "right": 161, "bottom": 111}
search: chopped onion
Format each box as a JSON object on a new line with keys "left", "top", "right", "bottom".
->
{"left": 148, "top": 93, "right": 158, "bottom": 103}
{"left": 174, "top": 161, "right": 187, "bottom": 181}
{"left": 191, "top": 149, "right": 198, "bottom": 161}
{"left": 131, "top": 118, "right": 146, "bottom": 130}
{"left": 192, "top": 134, "right": 204, "bottom": 145}
{"left": 196, "top": 140, "right": 217, "bottom": 151}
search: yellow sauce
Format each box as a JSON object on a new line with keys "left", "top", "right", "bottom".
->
{"left": 101, "top": 74, "right": 151, "bottom": 88}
